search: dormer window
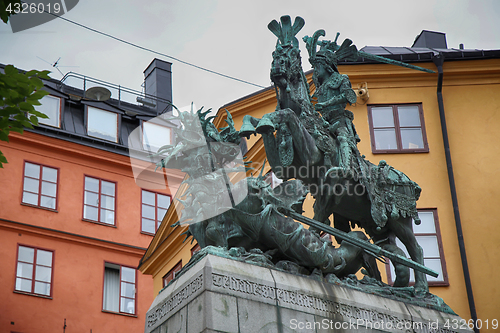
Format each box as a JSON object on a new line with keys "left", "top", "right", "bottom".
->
{"left": 142, "top": 121, "right": 172, "bottom": 152}
{"left": 87, "top": 106, "right": 118, "bottom": 142}
{"left": 36, "top": 95, "right": 61, "bottom": 128}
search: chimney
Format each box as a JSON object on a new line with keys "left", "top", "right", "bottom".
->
{"left": 143, "top": 59, "right": 172, "bottom": 114}
{"left": 412, "top": 30, "right": 447, "bottom": 49}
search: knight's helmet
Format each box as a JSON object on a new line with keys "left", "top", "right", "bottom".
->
{"left": 304, "top": 30, "right": 359, "bottom": 73}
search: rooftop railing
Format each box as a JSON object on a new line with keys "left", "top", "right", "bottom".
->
{"left": 59, "top": 72, "right": 170, "bottom": 109}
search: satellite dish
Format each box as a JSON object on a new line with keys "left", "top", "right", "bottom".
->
{"left": 85, "top": 86, "right": 112, "bottom": 101}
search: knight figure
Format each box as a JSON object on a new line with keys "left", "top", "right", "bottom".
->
{"left": 305, "top": 31, "right": 360, "bottom": 176}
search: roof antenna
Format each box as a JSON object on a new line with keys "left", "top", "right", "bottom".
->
{"left": 36, "top": 56, "right": 79, "bottom": 76}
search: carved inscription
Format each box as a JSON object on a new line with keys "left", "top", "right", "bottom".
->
{"left": 212, "top": 273, "right": 413, "bottom": 330}
{"left": 212, "top": 273, "right": 277, "bottom": 300}
{"left": 146, "top": 273, "right": 203, "bottom": 328}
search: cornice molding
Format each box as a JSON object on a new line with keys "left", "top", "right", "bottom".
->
{"left": 8, "top": 131, "right": 133, "bottom": 168}
{"left": 0, "top": 218, "right": 146, "bottom": 256}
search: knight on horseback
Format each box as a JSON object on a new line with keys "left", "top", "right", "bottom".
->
{"left": 304, "top": 31, "right": 360, "bottom": 177}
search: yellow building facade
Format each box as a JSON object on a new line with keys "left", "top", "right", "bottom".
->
{"left": 139, "top": 35, "right": 500, "bottom": 325}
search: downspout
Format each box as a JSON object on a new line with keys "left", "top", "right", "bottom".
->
{"left": 433, "top": 53, "right": 479, "bottom": 332}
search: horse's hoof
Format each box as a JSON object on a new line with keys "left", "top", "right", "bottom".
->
{"left": 414, "top": 284, "right": 429, "bottom": 296}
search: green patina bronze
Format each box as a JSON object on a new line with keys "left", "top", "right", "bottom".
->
{"left": 156, "top": 16, "right": 444, "bottom": 303}
{"left": 304, "top": 30, "right": 436, "bottom": 74}
{"left": 241, "top": 15, "right": 429, "bottom": 293}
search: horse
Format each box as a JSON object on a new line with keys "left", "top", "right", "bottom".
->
{"left": 239, "top": 16, "right": 427, "bottom": 293}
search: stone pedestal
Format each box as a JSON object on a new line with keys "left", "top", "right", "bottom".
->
{"left": 145, "top": 254, "right": 471, "bottom": 333}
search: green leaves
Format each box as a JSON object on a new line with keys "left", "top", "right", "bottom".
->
{"left": 0, "top": 0, "right": 22, "bottom": 24}
{"left": 0, "top": 129, "right": 9, "bottom": 142}
{"left": 4, "top": 64, "right": 18, "bottom": 75}
{"left": 0, "top": 151, "right": 7, "bottom": 168}
{"left": 0, "top": 64, "right": 52, "bottom": 167}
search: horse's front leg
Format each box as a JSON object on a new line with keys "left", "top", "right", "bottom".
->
{"left": 380, "top": 242, "right": 410, "bottom": 287}
{"left": 388, "top": 217, "right": 428, "bottom": 294}
{"left": 270, "top": 109, "right": 322, "bottom": 166}
{"left": 260, "top": 131, "right": 291, "bottom": 179}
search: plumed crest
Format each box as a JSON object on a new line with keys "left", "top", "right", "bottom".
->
{"left": 268, "top": 16, "right": 305, "bottom": 48}
{"left": 306, "top": 30, "right": 360, "bottom": 70}
{"left": 334, "top": 38, "right": 358, "bottom": 62}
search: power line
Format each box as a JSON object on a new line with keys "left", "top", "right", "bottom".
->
{"left": 26, "top": 1, "right": 266, "bottom": 89}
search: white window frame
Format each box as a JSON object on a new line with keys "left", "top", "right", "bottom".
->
{"left": 86, "top": 106, "right": 119, "bottom": 142}
{"left": 83, "top": 176, "right": 116, "bottom": 226}
{"left": 35, "top": 95, "right": 61, "bottom": 128}
{"left": 386, "top": 209, "right": 449, "bottom": 286}
{"left": 142, "top": 121, "right": 172, "bottom": 152}
{"left": 15, "top": 244, "right": 54, "bottom": 298}
{"left": 141, "top": 189, "right": 171, "bottom": 234}
{"left": 103, "top": 262, "right": 137, "bottom": 315}
{"left": 162, "top": 261, "right": 182, "bottom": 287}
{"left": 368, "top": 104, "right": 429, "bottom": 154}
{"left": 22, "top": 161, "right": 58, "bottom": 211}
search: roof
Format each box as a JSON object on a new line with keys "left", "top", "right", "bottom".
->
{"left": 2, "top": 63, "right": 174, "bottom": 156}
{"left": 220, "top": 44, "right": 500, "bottom": 111}
{"left": 341, "top": 46, "right": 500, "bottom": 65}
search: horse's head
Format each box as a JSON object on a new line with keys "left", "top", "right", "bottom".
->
{"left": 270, "top": 45, "right": 302, "bottom": 89}
{"left": 268, "top": 16, "right": 305, "bottom": 90}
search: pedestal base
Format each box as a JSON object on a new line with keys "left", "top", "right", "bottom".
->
{"left": 145, "top": 254, "right": 471, "bottom": 333}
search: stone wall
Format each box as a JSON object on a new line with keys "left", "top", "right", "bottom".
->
{"left": 145, "top": 254, "right": 471, "bottom": 333}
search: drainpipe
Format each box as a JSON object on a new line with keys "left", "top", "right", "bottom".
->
{"left": 433, "top": 53, "right": 479, "bottom": 332}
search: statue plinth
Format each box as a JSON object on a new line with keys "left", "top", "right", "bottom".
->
{"left": 145, "top": 253, "right": 471, "bottom": 333}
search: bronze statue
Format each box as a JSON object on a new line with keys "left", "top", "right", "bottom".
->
{"left": 156, "top": 16, "right": 437, "bottom": 296}
{"left": 239, "top": 16, "right": 429, "bottom": 293}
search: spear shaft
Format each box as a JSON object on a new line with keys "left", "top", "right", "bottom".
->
{"left": 285, "top": 210, "right": 439, "bottom": 277}
{"left": 356, "top": 50, "right": 436, "bottom": 74}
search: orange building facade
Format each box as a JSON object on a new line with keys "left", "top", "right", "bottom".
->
{"left": 139, "top": 31, "right": 500, "bottom": 327}
{"left": 0, "top": 59, "right": 183, "bottom": 332}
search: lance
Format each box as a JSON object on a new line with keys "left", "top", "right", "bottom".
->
{"left": 285, "top": 210, "right": 439, "bottom": 278}
{"left": 320, "top": 31, "right": 436, "bottom": 74}
{"left": 356, "top": 50, "right": 436, "bottom": 74}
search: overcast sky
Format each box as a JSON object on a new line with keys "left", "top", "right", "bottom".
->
{"left": 1, "top": 0, "right": 499, "bottom": 112}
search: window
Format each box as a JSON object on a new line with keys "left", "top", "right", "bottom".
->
{"left": 368, "top": 104, "right": 428, "bottom": 153}
{"left": 22, "top": 161, "right": 58, "bottom": 210}
{"left": 191, "top": 244, "right": 201, "bottom": 256}
{"left": 103, "top": 263, "right": 136, "bottom": 315}
{"left": 142, "top": 121, "right": 172, "bottom": 152}
{"left": 15, "top": 245, "right": 54, "bottom": 297}
{"left": 83, "top": 176, "right": 116, "bottom": 225}
{"left": 35, "top": 95, "right": 61, "bottom": 127}
{"left": 87, "top": 106, "right": 118, "bottom": 142}
{"left": 162, "top": 261, "right": 182, "bottom": 287}
{"left": 141, "top": 189, "right": 171, "bottom": 234}
{"left": 386, "top": 209, "right": 448, "bottom": 286}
